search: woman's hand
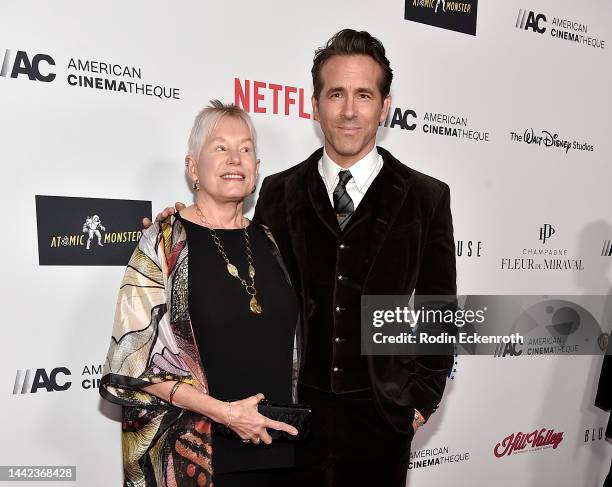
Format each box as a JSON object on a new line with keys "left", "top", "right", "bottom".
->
{"left": 228, "top": 393, "right": 298, "bottom": 445}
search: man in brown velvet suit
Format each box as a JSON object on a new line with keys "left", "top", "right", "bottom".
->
{"left": 252, "top": 29, "right": 456, "bottom": 487}
{"left": 150, "top": 29, "right": 456, "bottom": 487}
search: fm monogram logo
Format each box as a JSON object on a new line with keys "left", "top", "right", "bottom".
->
{"left": 539, "top": 224, "right": 556, "bottom": 244}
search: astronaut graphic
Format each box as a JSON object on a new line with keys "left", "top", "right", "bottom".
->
{"left": 435, "top": 0, "right": 446, "bottom": 13}
{"left": 82, "top": 214, "right": 105, "bottom": 250}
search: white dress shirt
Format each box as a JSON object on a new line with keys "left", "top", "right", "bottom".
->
{"left": 318, "top": 145, "right": 383, "bottom": 210}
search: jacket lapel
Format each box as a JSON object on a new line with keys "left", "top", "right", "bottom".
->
{"left": 284, "top": 146, "right": 412, "bottom": 280}
{"left": 282, "top": 149, "right": 324, "bottom": 292}
{"left": 306, "top": 154, "right": 341, "bottom": 238}
{"left": 284, "top": 147, "right": 340, "bottom": 252}
{"left": 343, "top": 147, "right": 412, "bottom": 275}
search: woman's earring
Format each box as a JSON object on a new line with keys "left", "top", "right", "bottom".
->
{"left": 192, "top": 180, "right": 200, "bottom": 191}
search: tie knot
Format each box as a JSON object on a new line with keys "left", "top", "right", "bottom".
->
{"left": 337, "top": 170, "right": 352, "bottom": 186}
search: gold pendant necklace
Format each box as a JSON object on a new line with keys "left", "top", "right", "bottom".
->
{"left": 195, "top": 205, "right": 263, "bottom": 315}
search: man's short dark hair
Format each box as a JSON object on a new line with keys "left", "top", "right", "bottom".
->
{"left": 311, "top": 29, "right": 393, "bottom": 101}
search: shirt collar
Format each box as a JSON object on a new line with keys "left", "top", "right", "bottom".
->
{"left": 321, "top": 145, "right": 380, "bottom": 193}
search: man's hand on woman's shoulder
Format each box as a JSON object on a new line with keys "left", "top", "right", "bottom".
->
{"left": 142, "top": 202, "right": 186, "bottom": 229}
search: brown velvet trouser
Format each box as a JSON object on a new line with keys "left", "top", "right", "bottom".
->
{"left": 293, "top": 385, "right": 414, "bottom": 487}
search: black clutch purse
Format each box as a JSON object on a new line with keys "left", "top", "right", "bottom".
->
{"left": 212, "top": 399, "right": 312, "bottom": 442}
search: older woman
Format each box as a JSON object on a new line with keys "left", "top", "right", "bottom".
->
{"left": 100, "top": 101, "right": 299, "bottom": 487}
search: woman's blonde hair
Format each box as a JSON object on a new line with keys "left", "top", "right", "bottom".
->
{"left": 187, "top": 100, "right": 257, "bottom": 159}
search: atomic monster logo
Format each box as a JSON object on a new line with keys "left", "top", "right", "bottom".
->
{"left": 82, "top": 214, "right": 106, "bottom": 250}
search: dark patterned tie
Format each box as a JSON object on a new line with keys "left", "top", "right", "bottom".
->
{"left": 333, "top": 170, "right": 354, "bottom": 230}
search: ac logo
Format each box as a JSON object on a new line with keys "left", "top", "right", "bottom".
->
{"left": 12, "top": 367, "right": 71, "bottom": 394}
{"left": 0, "top": 49, "right": 56, "bottom": 82}
{"left": 382, "top": 107, "right": 417, "bottom": 131}
{"left": 494, "top": 342, "right": 523, "bottom": 357}
{"left": 516, "top": 9, "right": 546, "bottom": 34}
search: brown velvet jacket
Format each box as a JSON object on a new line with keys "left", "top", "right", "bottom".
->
{"left": 254, "top": 146, "right": 457, "bottom": 434}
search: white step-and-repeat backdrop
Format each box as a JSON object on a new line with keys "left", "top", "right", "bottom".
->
{"left": 1, "top": 0, "right": 611, "bottom": 485}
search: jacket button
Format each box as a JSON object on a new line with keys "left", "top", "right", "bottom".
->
{"left": 333, "top": 367, "right": 343, "bottom": 372}
{"left": 337, "top": 275, "right": 345, "bottom": 281}
{"left": 334, "top": 337, "right": 342, "bottom": 343}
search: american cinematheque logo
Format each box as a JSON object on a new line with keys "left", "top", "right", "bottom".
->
{"left": 408, "top": 444, "right": 470, "bottom": 469}
{"left": 1, "top": 47, "right": 181, "bottom": 100}
{"left": 514, "top": 9, "right": 605, "bottom": 49}
{"left": 383, "top": 108, "right": 490, "bottom": 143}
{"left": 12, "top": 364, "right": 103, "bottom": 394}
{"left": 0, "top": 48, "right": 55, "bottom": 81}
{"left": 494, "top": 428, "right": 564, "bottom": 457}
{"left": 35, "top": 195, "right": 151, "bottom": 266}
{"left": 404, "top": 0, "right": 478, "bottom": 36}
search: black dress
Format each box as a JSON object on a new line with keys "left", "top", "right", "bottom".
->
{"left": 177, "top": 214, "right": 298, "bottom": 486}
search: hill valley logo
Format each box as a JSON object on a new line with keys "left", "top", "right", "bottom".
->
{"left": 494, "top": 427, "right": 564, "bottom": 458}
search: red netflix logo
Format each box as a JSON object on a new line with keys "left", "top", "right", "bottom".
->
{"left": 234, "top": 78, "right": 312, "bottom": 119}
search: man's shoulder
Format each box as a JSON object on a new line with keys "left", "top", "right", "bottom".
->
{"left": 263, "top": 161, "right": 306, "bottom": 187}
{"left": 262, "top": 147, "right": 323, "bottom": 190}
{"left": 407, "top": 166, "right": 450, "bottom": 194}
{"left": 378, "top": 146, "right": 450, "bottom": 195}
